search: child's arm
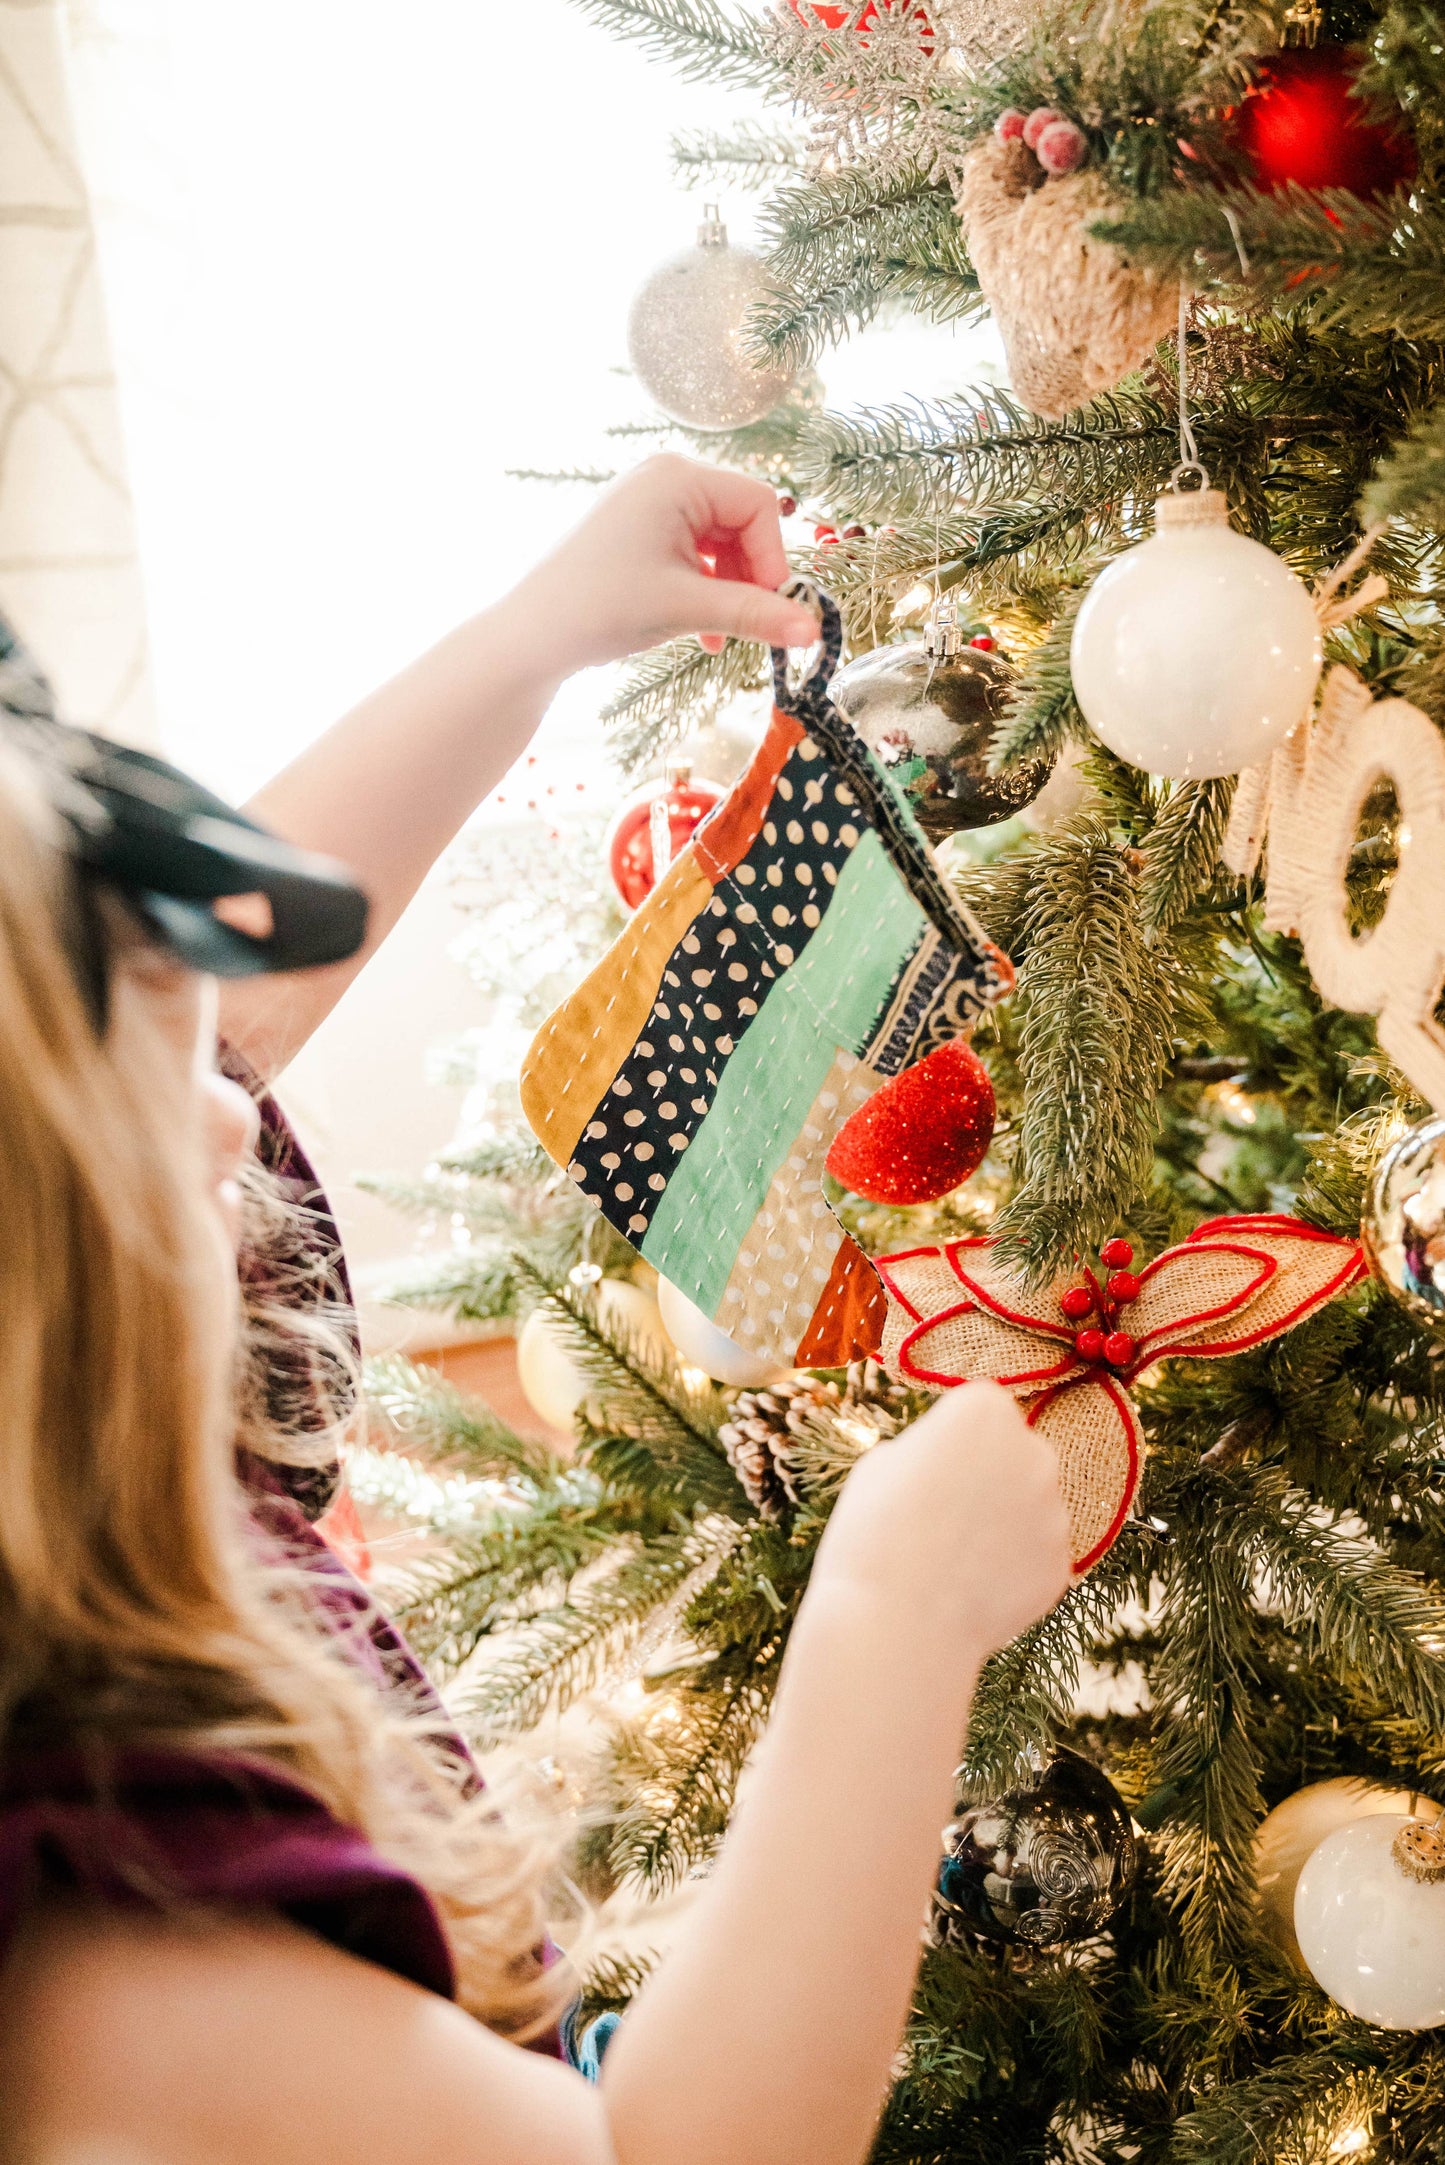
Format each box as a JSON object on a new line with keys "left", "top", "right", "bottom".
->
{"left": 9, "top": 1384, "right": 1072, "bottom": 2165}
{"left": 219, "top": 456, "right": 819, "bottom": 1079}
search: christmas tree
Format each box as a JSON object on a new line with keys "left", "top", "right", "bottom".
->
{"left": 356, "top": 1, "right": 1445, "bottom": 2154}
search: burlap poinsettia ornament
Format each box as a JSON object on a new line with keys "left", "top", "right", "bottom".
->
{"left": 877, "top": 1215, "right": 1366, "bottom": 1573}
{"left": 956, "top": 135, "right": 1179, "bottom": 421}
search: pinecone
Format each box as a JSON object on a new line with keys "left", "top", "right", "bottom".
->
{"left": 719, "top": 1364, "right": 902, "bottom": 1521}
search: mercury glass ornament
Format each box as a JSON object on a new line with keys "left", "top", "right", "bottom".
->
{"left": 1364, "top": 1115, "right": 1445, "bottom": 1336}
{"left": 830, "top": 594, "right": 1050, "bottom": 838}
{"left": 626, "top": 206, "right": 795, "bottom": 432}
{"left": 933, "top": 1749, "right": 1138, "bottom": 1949}
{"left": 1070, "top": 489, "right": 1323, "bottom": 779}
{"left": 1296, "top": 1813, "right": 1445, "bottom": 2028}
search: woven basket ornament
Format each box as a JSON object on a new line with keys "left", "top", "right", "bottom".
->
{"left": 521, "top": 587, "right": 1014, "bottom": 1371}
{"left": 956, "top": 135, "right": 1179, "bottom": 422}
{"left": 878, "top": 1214, "right": 1365, "bottom": 1573}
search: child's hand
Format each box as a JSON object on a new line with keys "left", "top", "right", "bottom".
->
{"left": 504, "top": 455, "right": 820, "bottom": 674}
{"left": 812, "top": 1382, "right": 1073, "bottom": 1659}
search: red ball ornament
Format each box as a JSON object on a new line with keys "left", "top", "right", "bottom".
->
{"left": 1100, "top": 1237, "right": 1135, "bottom": 1268}
{"left": 607, "top": 768, "right": 724, "bottom": 911}
{"left": 787, "top": 0, "right": 935, "bottom": 48}
{"left": 814, "top": 523, "right": 840, "bottom": 544}
{"left": 825, "top": 1039, "right": 995, "bottom": 1206}
{"left": 1231, "top": 46, "right": 1416, "bottom": 198}
{"left": 1075, "top": 1327, "right": 1107, "bottom": 1362}
{"left": 1061, "top": 1285, "right": 1095, "bottom": 1322}
{"left": 969, "top": 634, "right": 997, "bottom": 651}
{"left": 1103, "top": 1331, "right": 1137, "bottom": 1368}
{"left": 778, "top": 493, "right": 798, "bottom": 517}
{"left": 842, "top": 523, "right": 868, "bottom": 539}
{"left": 1107, "top": 1269, "right": 1141, "bottom": 1304}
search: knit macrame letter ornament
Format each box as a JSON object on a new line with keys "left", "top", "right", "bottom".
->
{"left": 520, "top": 589, "right": 1015, "bottom": 1370}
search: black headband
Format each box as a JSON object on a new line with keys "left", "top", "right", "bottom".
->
{"left": 0, "top": 617, "right": 369, "bottom": 1018}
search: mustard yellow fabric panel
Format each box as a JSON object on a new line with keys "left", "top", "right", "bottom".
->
{"left": 519, "top": 847, "right": 714, "bottom": 1167}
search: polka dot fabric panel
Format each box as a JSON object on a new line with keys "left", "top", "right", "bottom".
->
{"left": 520, "top": 595, "right": 1014, "bottom": 1369}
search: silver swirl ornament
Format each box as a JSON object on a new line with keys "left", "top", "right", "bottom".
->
{"left": 933, "top": 1749, "right": 1138, "bottom": 1950}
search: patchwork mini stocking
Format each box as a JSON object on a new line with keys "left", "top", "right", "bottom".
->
{"left": 521, "top": 585, "right": 1014, "bottom": 1371}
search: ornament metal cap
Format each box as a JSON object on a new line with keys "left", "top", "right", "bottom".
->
{"left": 1392, "top": 1818, "right": 1445, "bottom": 1883}
{"left": 924, "top": 589, "right": 969, "bottom": 659}
{"left": 1155, "top": 488, "right": 1230, "bottom": 531}
{"left": 698, "top": 201, "right": 727, "bottom": 248}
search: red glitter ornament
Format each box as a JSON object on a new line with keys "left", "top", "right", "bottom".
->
{"left": 1103, "top": 1331, "right": 1137, "bottom": 1368}
{"left": 1107, "top": 1269, "right": 1141, "bottom": 1304}
{"left": 1075, "top": 1327, "right": 1107, "bottom": 1362}
{"left": 787, "top": 0, "right": 935, "bottom": 48}
{"left": 1229, "top": 45, "right": 1416, "bottom": 198}
{"left": 607, "top": 768, "right": 724, "bottom": 911}
{"left": 825, "top": 1039, "right": 995, "bottom": 1205}
{"left": 1061, "top": 1286, "right": 1095, "bottom": 1322}
{"left": 1100, "top": 1237, "right": 1135, "bottom": 1268}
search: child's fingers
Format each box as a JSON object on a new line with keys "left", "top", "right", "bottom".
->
{"left": 683, "top": 467, "right": 792, "bottom": 592}
{"left": 692, "top": 577, "right": 820, "bottom": 650}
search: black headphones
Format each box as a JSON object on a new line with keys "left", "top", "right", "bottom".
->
{"left": 0, "top": 616, "right": 369, "bottom": 1024}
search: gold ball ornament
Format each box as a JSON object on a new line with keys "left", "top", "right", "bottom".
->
{"left": 1364, "top": 1114, "right": 1445, "bottom": 1336}
{"left": 1253, "top": 1776, "right": 1442, "bottom": 1967}
{"left": 626, "top": 206, "right": 796, "bottom": 433}
{"left": 830, "top": 594, "right": 1051, "bottom": 838}
{"left": 515, "top": 1279, "right": 667, "bottom": 1438}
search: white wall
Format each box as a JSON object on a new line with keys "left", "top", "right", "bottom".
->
{"left": 73, "top": 0, "right": 1001, "bottom": 1342}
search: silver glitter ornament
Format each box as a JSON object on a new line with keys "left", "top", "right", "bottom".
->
{"left": 627, "top": 206, "right": 795, "bottom": 432}
{"left": 1364, "top": 1115, "right": 1445, "bottom": 1337}
{"left": 830, "top": 592, "right": 1052, "bottom": 838}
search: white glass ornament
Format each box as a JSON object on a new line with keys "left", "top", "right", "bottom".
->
{"left": 1070, "top": 489, "right": 1322, "bottom": 780}
{"left": 627, "top": 206, "right": 796, "bottom": 432}
{"left": 516, "top": 1280, "right": 666, "bottom": 1437}
{"left": 657, "top": 1276, "right": 787, "bottom": 1389}
{"left": 1295, "top": 1813, "right": 1445, "bottom": 2028}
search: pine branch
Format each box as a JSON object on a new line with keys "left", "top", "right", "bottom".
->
{"left": 1095, "top": 183, "right": 1445, "bottom": 343}
{"left": 568, "top": 0, "right": 782, "bottom": 88}
{"left": 1137, "top": 778, "right": 1237, "bottom": 936}
{"left": 1361, "top": 397, "right": 1445, "bottom": 529}
{"left": 995, "top": 823, "right": 1215, "bottom": 1277}
{"left": 605, "top": 1665, "right": 776, "bottom": 1889}
{"left": 671, "top": 119, "right": 805, "bottom": 188}
{"left": 752, "top": 164, "right": 979, "bottom": 368}
{"left": 513, "top": 1258, "right": 747, "bottom": 1516}
{"left": 364, "top": 1353, "right": 559, "bottom": 1481}
{"left": 461, "top": 1538, "right": 701, "bottom": 1734}
{"left": 796, "top": 387, "right": 1175, "bottom": 525}
{"left": 988, "top": 584, "right": 1093, "bottom": 773}
{"left": 602, "top": 636, "right": 767, "bottom": 774}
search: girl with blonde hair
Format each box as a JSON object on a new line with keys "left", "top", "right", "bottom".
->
{"left": 0, "top": 457, "right": 1071, "bottom": 2165}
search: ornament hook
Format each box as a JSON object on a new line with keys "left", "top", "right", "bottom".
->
{"left": 772, "top": 575, "right": 839, "bottom": 707}
{"left": 1169, "top": 287, "right": 1211, "bottom": 496}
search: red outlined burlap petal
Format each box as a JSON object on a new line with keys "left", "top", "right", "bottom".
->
{"left": 877, "top": 1241, "right": 1080, "bottom": 1393}
{"left": 1126, "top": 1214, "right": 1366, "bottom": 1373}
{"left": 1027, "top": 1374, "right": 1143, "bottom": 1575}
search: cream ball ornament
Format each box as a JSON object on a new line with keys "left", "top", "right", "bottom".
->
{"left": 627, "top": 205, "right": 796, "bottom": 433}
{"left": 1070, "top": 489, "right": 1322, "bottom": 779}
{"left": 1253, "top": 1777, "right": 1440, "bottom": 1966}
{"left": 1296, "top": 1814, "right": 1445, "bottom": 2028}
{"left": 516, "top": 1279, "right": 667, "bottom": 1437}
{"left": 657, "top": 1277, "right": 788, "bottom": 1389}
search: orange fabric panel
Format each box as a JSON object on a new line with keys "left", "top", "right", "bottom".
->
{"left": 796, "top": 1235, "right": 888, "bottom": 1368}
{"left": 694, "top": 707, "right": 805, "bottom": 882}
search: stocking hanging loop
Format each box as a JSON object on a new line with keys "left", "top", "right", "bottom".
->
{"left": 772, "top": 576, "right": 842, "bottom": 718}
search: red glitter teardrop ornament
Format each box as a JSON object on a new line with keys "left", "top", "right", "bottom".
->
{"left": 1229, "top": 45, "right": 1416, "bottom": 198}
{"left": 787, "top": 0, "right": 935, "bottom": 48}
{"left": 825, "top": 1039, "right": 995, "bottom": 1206}
{"left": 607, "top": 770, "right": 724, "bottom": 911}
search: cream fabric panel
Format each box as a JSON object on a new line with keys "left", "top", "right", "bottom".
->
{"left": 0, "top": 0, "right": 152, "bottom": 740}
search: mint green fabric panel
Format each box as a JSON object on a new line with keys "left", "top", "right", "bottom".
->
{"left": 642, "top": 833, "right": 924, "bottom": 1306}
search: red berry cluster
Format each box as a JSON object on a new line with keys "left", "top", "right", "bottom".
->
{"left": 993, "top": 103, "right": 1088, "bottom": 175}
{"left": 1060, "top": 1238, "right": 1141, "bottom": 1370}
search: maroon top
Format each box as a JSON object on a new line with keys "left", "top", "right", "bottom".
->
{"left": 0, "top": 1066, "right": 564, "bottom": 2053}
